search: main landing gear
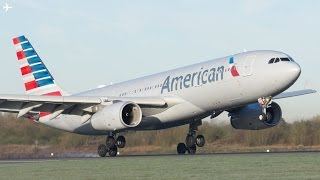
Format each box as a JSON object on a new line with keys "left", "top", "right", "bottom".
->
{"left": 97, "top": 133, "right": 126, "bottom": 157}
{"left": 177, "top": 120, "right": 205, "bottom": 155}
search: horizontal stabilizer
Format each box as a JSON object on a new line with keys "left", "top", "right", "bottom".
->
{"left": 274, "top": 89, "right": 317, "bottom": 99}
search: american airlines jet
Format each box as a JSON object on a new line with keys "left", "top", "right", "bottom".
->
{"left": 1, "top": 35, "right": 316, "bottom": 157}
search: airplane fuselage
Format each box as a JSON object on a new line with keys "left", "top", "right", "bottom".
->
{"left": 43, "top": 50, "right": 301, "bottom": 135}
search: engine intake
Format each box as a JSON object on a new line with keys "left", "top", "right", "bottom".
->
{"left": 91, "top": 101, "right": 142, "bottom": 131}
{"left": 229, "top": 102, "right": 282, "bottom": 130}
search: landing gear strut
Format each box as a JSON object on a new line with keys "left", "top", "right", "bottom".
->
{"left": 97, "top": 133, "right": 126, "bottom": 157}
{"left": 258, "top": 96, "right": 272, "bottom": 121}
{"left": 177, "top": 120, "right": 205, "bottom": 155}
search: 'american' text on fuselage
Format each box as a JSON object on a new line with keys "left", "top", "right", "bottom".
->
{"left": 161, "top": 66, "right": 225, "bottom": 93}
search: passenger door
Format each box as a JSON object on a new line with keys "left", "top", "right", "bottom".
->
{"left": 243, "top": 55, "right": 255, "bottom": 77}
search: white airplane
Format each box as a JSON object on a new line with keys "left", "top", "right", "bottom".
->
{"left": 3, "top": 3, "right": 12, "bottom": 12}
{"left": 1, "top": 35, "right": 316, "bottom": 157}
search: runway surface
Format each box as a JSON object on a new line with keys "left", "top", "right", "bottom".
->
{"left": 1, "top": 150, "right": 320, "bottom": 163}
{"left": 1, "top": 151, "right": 320, "bottom": 179}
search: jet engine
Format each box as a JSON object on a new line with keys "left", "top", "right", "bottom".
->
{"left": 229, "top": 102, "right": 282, "bottom": 130}
{"left": 91, "top": 101, "right": 142, "bottom": 131}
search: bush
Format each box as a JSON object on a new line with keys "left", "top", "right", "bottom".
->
{"left": 1, "top": 113, "right": 320, "bottom": 148}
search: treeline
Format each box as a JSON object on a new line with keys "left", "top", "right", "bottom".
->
{"left": 0, "top": 113, "right": 320, "bottom": 148}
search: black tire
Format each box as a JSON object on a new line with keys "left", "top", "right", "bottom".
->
{"left": 196, "top": 135, "right": 205, "bottom": 147}
{"left": 185, "top": 135, "right": 196, "bottom": 147}
{"left": 116, "top": 136, "right": 126, "bottom": 148}
{"left": 106, "top": 136, "right": 116, "bottom": 148}
{"left": 97, "top": 144, "right": 107, "bottom": 157}
{"left": 109, "top": 146, "right": 118, "bottom": 157}
{"left": 177, "top": 143, "right": 187, "bottom": 154}
{"left": 187, "top": 145, "right": 196, "bottom": 155}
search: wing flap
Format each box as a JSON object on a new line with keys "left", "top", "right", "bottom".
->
{"left": 17, "top": 102, "right": 43, "bottom": 117}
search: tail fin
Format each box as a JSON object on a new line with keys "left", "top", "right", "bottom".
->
{"left": 12, "top": 35, "right": 68, "bottom": 96}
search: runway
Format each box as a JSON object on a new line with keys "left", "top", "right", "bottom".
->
{"left": 1, "top": 151, "right": 320, "bottom": 179}
{"left": 1, "top": 150, "right": 320, "bottom": 163}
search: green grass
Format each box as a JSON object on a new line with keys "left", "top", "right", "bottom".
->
{"left": 1, "top": 153, "right": 320, "bottom": 180}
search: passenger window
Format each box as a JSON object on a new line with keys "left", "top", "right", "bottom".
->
{"left": 268, "top": 58, "right": 274, "bottom": 64}
{"left": 274, "top": 58, "right": 280, "bottom": 63}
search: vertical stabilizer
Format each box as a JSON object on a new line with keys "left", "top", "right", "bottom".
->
{"left": 12, "top": 35, "right": 68, "bottom": 96}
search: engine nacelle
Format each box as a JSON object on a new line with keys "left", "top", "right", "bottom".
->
{"left": 91, "top": 101, "right": 142, "bottom": 131}
{"left": 229, "top": 102, "right": 282, "bottom": 130}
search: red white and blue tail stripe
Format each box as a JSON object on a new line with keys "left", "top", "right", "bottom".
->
{"left": 13, "top": 35, "right": 67, "bottom": 96}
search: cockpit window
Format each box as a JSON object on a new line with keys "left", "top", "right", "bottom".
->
{"left": 268, "top": 58, "right": 275, "bottom": 64}
{"left": 269, "top": 57, "right": 293, "bottom": 64}
{"left": 280, "top": 58, "right": 290, "bottom": 62}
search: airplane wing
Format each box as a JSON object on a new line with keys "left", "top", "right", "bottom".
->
{"left": 0, "top": 94, "right": 181, "bottom": 120}
{"left": 273, "top": 89, "right": 317, "bottom": 100}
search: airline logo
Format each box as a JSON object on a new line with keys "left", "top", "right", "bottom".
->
{"left": 13, "top": 36, "right": 62, "bottom": 96}
{"left": 229, "top": 57, "right": 239, "bottom": 77}
{"left": 161, "top": 57, "right": 241, "bottom": 93}
{"left": 161, "top": 66, "right": 225, "bottom": 93}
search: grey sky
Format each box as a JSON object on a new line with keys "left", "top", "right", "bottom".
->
{"left": 0, "top": 0, "right": 319, "bottom": 121}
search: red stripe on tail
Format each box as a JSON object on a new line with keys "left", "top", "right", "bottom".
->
{"left": 20, "top": 66, "right": 32, "bottom": 75}
{"left": 43, "top": 91, "right": 62, "bottom": 96}
{"left": 24, "top": 80, "right": 38, "bottom": 91}
{"left": 13, "top": 38, "right": 20, "bottom": 45}
{"left": 16, "top": 51, "right": 26, "bottom": 60}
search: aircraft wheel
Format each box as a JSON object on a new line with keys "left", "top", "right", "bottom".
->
{"left": 116, "top": 136, "right": 126, "bottom": 148}
{"left": 106, "top": 136, "right": 116, "bottom": 148}
{"left": 196, "top": 135, "right": 205, "bottom": 147}
{"left": 109, "top": 146, "right": 118, "bottom": 157}
{"left": 187, "top": 145, "right": 197, "bottom": 155}
{"left": 185, "top": 135, "right": 196, "bottom": 147}
{"left": 177, "top": 143, "right": 187, "bottom": 154}
{"left": 97, "top": 144, "right": 107, "bottom": 157}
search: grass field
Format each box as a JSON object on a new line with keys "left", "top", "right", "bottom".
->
{"left": 1, "top": 153, "right": 320, "bottom": 180}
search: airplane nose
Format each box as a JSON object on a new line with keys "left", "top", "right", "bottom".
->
{"left": 290, "top": 63, "right": 301, "bottom": 81}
